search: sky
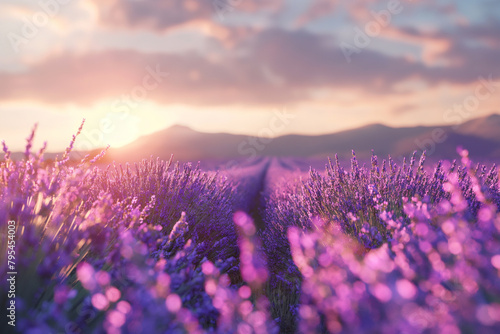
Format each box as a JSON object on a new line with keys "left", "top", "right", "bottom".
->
{"left": 0, "top": 0, "right": 499, "bottom": 152}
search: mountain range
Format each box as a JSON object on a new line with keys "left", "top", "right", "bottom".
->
{"left": 6, "top": 114, "right": 500, "bottom": 163}
{"left": 99, "top": 113, "right": 500, "bottom": 163}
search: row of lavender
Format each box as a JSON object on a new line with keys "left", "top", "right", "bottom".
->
{"left": 0, "top": 125, "right": 276, "bottom": 333}
{"left": 261, "top": 151, "right": 500, "bottom": 332}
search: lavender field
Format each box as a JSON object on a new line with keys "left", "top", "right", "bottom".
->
{"left": 1, "top": 125, "right": 500, "bottom": 334}
{"left": 2, "top": 0, "right": 500, "bottom": 332}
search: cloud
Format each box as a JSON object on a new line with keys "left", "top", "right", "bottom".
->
{"left": 251, "top": 28, "right": 500, "bottom": 90}
{"left": 251, "top": 29, "right": 426, "bottom": 89}
{"left": 86, "top": 0, "right": 284, "bottom": 35}
{"left": 0, "top": 48, "right": 304, "bottom": 106}
{"left": 88, "top": 0, "right": 214, "bottom": 31}
{"left": 380, "top": 20, "right": 500, "bottom": 64}
{"left": 294, "top": 0, "right": 338, "bottom": 27}
{"left": 392, "top": 104, "right": 417, "bottom": 115}
{"left": 377, "top": 20, "right": 500, "bottom": 80}
{"left": 1, "top": 25, "right": 499, "bottom": 107}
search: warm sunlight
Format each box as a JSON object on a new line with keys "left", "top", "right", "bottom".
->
{"left": 1, "top": 1, "right": 500, "bottom": 333}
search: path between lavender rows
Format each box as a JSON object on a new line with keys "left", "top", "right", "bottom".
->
{"left": 222, "top": 157, "right": 310, "bottom": 332}
{"left": 223, "top": 157, "right": 310, "bottom": 231}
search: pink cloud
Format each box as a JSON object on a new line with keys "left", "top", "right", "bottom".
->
{"left": 1, "top": 26, "right": 498, "bottom": 107}
{"left": 294, "top": 0, "right": 338, "bottom": 27}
